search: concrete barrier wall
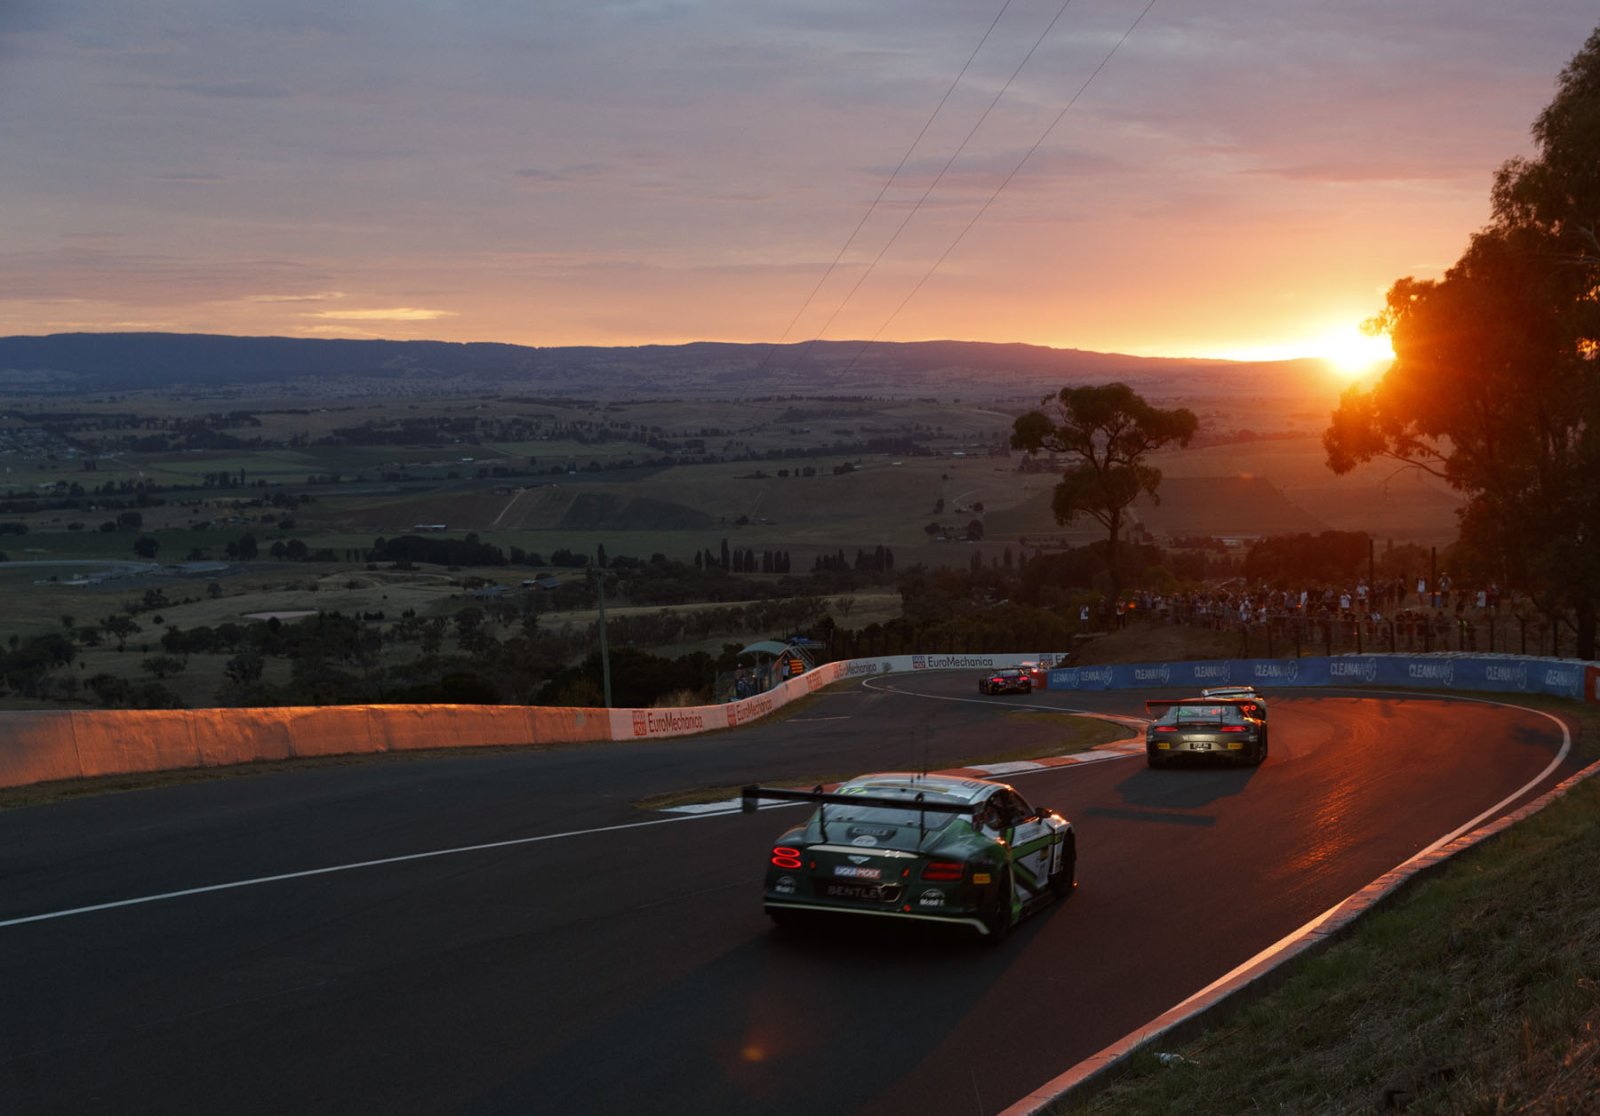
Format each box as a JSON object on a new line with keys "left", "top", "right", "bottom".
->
{"left": 0, "top": 711, "right": 90, "bottom": 789}
{"left": 602, "top": 649, "right": 1075, "bottom": 741}
{"left": 72, "top": 709, "right": 204, "bottom": 776}
{"left": 2, "top": 649, "right": 1586, "bottom": 791}
{"left": 607, "top": 658, "right": 856, "bottom": 741}
{"left": 0, "top": 702, "right": 610, "bottom": 790}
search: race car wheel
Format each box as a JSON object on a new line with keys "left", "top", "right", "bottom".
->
{"left": 1249, "top": 730, "right": 1268, "bottom": 766}
{"left": 1146, "top": 750, "right": 1167, "bottom": 769}
{"left": 1048, "top": 835, "right": 1077, "bottom": 898}
{"left": 981, "top": 868, "right": 1014, "bottom": 945}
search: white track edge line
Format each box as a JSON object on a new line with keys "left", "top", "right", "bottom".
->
{"left": 998, "top": 695, "right": 1583, "bottom": 1116}
{"left": 0, "top": 811, "right": 709, "bottom": 930}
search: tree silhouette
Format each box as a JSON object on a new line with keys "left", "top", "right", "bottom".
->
{"left": 1324, "top": 27, "right": 1600, "bottom": 657}
{"left": 100, "top": 614, "right": 141, "bottom": 651}
{"left": 1012, "top": 383, "right": 1197, "bottom": 593}
{"left": 141, "top": 654, "right": 186, "bottom": 680}
{"left": 224, "top": 650, "right": 264, "bottom": 686}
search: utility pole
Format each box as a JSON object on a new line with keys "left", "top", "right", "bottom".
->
{"left": 594, "top": 569, "right": 613, "bottom": 708}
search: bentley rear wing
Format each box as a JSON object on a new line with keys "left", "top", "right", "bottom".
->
{"left": 740, "top": 785, "right": 977, "bottom": 815}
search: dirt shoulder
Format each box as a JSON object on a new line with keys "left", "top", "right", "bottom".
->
{"left": 1072, "top": 623, "right": 1243, "bottom": 665}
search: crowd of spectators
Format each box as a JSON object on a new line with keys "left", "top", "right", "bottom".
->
{"left": 1094, "top": 576, "right": 1559, "bottom": 656}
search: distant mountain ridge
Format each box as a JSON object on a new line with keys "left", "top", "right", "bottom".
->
{"left": 0, "top": 331, "right": 1322, "bottom": 401}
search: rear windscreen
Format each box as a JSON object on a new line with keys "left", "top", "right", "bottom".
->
{"left": 1163, "top": 704, "right": 1243, "bottom": 724}
{"left": 818, "top": 794, "right": 968, "bottom": 832}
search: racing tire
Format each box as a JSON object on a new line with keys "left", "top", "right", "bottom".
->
{"left": 767, "top": 908, "right": 803, "bottom": 935}
{"left": 1048, "top": 836, "right": 1077, "bottom": 899}
{"left": 1146, "top": 751, "right": 1167, "bottom": 769}
{"left": 1249, "top": 729, "right": 1269, "bottom": 766}
{"left": 981, "top": 868, "right": 1014, "bottom": 946}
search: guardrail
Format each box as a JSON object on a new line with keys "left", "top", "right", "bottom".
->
{"left": 0, "top": 651, "right": 1592, "bottom": 790}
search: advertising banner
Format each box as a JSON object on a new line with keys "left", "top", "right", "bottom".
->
{"left": 1047, "top": 654, "right": 1593, "bottom": 700}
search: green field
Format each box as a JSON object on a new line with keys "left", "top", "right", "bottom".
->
{"left": 0, "top": 392, "right": 1466, "bottom": 634}
{"left": 2, "top": 388, "right": 1461, "bottom": 565}
{"left": 0, "top": 387, "right": 1469, "bottom": 710}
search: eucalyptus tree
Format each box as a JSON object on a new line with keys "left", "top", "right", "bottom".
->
{"left": 1011, "top": 382, "right": 1198, "bottom": 594}
{"left": 1324, "top": 26, "right": 1600, "bottom": 657}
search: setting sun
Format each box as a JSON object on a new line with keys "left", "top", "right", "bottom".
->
{"left": 1317, "top": 323, "right": 1395, "bottom": 380}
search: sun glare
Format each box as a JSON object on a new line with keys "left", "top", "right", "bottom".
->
{"left": 1317, "top": 324, "right": 1394, "bottom": 380}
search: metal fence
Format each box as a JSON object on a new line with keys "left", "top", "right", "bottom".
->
{"left": 1168, "top": 608, "right": 1575, "bottom": 659}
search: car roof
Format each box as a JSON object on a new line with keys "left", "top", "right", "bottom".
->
{"left": 839, "top": 772, "right": 1004, "bottom": 802}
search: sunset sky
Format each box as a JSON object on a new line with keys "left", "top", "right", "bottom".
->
{"left": 2, "top": 1, "right": 1595, "bottom": 369}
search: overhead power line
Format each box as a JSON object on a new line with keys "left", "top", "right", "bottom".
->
{"left": 791, "top": 0, "right": 1081, "bottom": 362}
{"left": 841, "top": 0, "right": 1162, "bottom": 372}
{"left": 763, "top": 0, "right": 1022, "bottom": 363}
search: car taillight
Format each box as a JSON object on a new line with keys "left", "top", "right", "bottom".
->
{"left": 771, "top": 847, "right": 803, "bottom": 869}
{"left": 1219, "top": 725, "right": 1246, "bottom": 733}
{"left": 1154, "top": 725, "right": 1177, "bottom": 732}
{"left": 921, "top": 861, "right": 965, "bottom": 881}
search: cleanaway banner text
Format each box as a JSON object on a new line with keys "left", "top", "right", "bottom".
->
{"left": 1046, "top": 655, "right": 1589, "bottom": 701}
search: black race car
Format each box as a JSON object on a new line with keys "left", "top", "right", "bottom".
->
{"left": 1145, "top": 696, "right": 1269, "bottom": 767}
{"left": 978, "top": 667, "right": 1032, "bottom": 695}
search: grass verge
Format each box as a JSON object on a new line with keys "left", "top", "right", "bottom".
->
{"left": 1050, "top": 701, "right": 1600, "bottom": 1116}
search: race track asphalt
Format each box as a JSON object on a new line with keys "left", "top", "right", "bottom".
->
{"left": 0, "top": 677, "right": 1580, "bottom": 1115}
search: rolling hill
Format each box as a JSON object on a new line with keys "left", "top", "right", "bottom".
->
{"left": 0, "top": 331, "right": 1335, "bottom": 411}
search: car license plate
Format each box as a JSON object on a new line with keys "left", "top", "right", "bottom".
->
{"left": 1190, "top": 741, "right": 1211, "bottom": 751}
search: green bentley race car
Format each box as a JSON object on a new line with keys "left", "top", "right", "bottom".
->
{"left": 742, "top": 773, "right": 1075, "bottom": 942}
